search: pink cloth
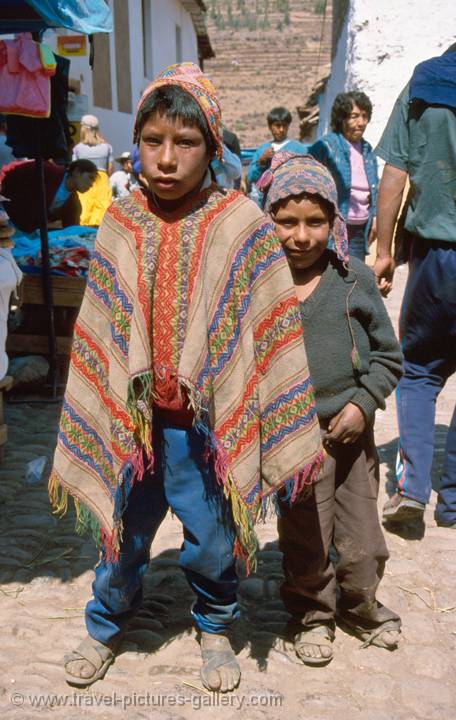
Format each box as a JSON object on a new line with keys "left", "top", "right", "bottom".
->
{"left": 0, "top": 33, "right": 54, "bottom": 118}
{"left": 348, "top": 141, "right": 370, "bottom": 225}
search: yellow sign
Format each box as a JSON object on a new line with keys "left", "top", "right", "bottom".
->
{"left": 57, "top": 35, "right": 87, "bottom": 57}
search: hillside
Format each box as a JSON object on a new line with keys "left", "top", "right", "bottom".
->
{"left": 205, "top": 0, "right": 332, "bottom": 147}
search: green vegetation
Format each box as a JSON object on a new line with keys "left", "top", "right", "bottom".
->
{"left": 208, "top": 0, "right": 292, "bottom": 32}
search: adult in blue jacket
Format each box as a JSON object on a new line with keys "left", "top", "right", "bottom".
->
{"left": 309, "top": 92, "right": 378, "bottom": 261}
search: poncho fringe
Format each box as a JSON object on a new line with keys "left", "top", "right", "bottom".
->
{"left": 50, "top": 365, "right": 325, "bottom": 572}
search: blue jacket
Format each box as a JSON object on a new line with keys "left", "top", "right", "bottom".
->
{"left": 247, "top": 139, "right": 307, "bottom": 185}
{"left": 211, "top": 144, "right": 242, "bottom": 188}
{"left": 309, "top": 132, "right": 378, "bottom": 249}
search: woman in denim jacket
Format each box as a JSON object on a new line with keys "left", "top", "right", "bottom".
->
{"left": 309, "top": 92, "right": 378, "bottom": 262}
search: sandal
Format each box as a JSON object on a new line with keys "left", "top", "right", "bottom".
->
{"left": 293, "top": 625, "right": 334, "bottom": 666}
{"left": 337, "top": 615, "right": 401, "bottom": 650}
{"left": 64, "top": 636, "right": 115, "bottom": 687}
{"left": 200, "top": 634, "right": 240, "bottom": 692}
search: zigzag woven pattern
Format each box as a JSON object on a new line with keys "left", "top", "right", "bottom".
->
{"left": 50, "top": 186, "right": 324, "bottom": 566}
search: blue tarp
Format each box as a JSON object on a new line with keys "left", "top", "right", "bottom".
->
{"left": 0, "top": 0, "right": 112, "bottom": 34}
{"left": 26, "top": 0, "right": 112, "bottom": 34}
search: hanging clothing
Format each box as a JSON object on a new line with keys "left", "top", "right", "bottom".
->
{"left": 0, "top": 33, "right": 54, "bottom": 118}
{"left": 6, "top": 54, "right": 71, "bottom": 161}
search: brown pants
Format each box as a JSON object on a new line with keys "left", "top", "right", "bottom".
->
{"left": 278, "top": 427, "right": 401, "bottom": 635}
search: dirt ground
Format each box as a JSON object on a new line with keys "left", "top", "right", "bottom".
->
{"left": 1, "top": 264, "right": 455, "bottom": 720}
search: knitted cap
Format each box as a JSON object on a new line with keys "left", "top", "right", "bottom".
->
{"left": 258, "top": 151, "right": 349, "bottom": 265}
{"left": 133, "top": 62, "right": 223, "bottom": 159}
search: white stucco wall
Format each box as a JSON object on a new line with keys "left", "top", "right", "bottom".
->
{"left": 318, "top": 0, "right": 456, "bottom": 147}
{"left": 45, "top": 0, "right": 200, "bottom": 158}
{"left": 151, "top": 0, "right": 199, "bottom": 72}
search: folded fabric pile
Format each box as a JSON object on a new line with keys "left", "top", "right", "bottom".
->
{"left": 12, "top": 226, "right": 96, "bottom": 276}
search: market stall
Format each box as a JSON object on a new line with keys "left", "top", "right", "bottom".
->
{"left": 0, "top": 0, "right": 112, "bottom": 396}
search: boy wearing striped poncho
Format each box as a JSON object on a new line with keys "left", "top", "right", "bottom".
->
{"left": 50, "top": 64, "right": 323, "bottom": 691}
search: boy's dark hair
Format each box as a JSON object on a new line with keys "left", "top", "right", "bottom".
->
{"left": 267, "top": 106, "right": 292, "bottom": 126}
{"left": 330, "top": 91, "right": 373, "bottom": 133}
{"left": 136, "top": 85, "right": 217, "bottom": 157}
{"left": 270, "top": 191, "right": 336, "bottom": 224}
{"left": 68, "top": 159, "right": 98, "bottom": 175}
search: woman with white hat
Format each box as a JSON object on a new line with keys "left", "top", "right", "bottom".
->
{"left": 72, "top": 114, "right": 113, "bottom": 226}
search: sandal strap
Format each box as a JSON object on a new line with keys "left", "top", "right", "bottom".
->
{"left": 359, "top": 620, "right": 401, "bottom": 649}
{"left": 294, "top": 625, "right": 334, "bottom": 649}
{"left": 65, "top": 638, "right": 114, "bottom": 671}
{"left": 201, "top": 648, "right": 238, "bottom": 673}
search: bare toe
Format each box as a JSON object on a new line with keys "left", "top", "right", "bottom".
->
{"left": 200, "top": 632, "right": 240, "bottom": 693}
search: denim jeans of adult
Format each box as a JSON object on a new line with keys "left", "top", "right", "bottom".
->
{"left": 395, "top": 238, "right": 456, "bottom": 524}
{"left": 347, "top": 223, "right": 367, "bottom": 262}
{"left": 85, "top": 417, "right": 240, "bottom": 647}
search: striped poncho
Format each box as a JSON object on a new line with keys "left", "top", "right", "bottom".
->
{"left": 49, "top": 185, "right": 323, "bottom": 569}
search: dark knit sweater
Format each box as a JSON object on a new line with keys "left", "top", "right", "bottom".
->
{"left": 300, "top": 251, "right": 403, "bottom": 422}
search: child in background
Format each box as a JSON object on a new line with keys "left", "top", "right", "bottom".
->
{"left": 259, "top": 152, "right": 403, "bottom": 665}
{"left": 247, "top": 106, "right": 305, "bottom": 203}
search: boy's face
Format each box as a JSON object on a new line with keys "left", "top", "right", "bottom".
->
{"left": 139, "top": 112, "right": 210, "bottom": 202}
{"left": 272, "top": 194, "right": 330, "bottom": 272}
{"left": 269, "top": 120, "right": 290, "bottom": 143}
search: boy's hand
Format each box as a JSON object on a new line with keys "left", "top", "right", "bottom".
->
{"left": 324, "top": 403, "right": 366, "bottom": 445}
{"left": 259, "top": 147, "right": 274, "bottom": 166}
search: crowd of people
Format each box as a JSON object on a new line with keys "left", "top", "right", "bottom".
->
{"left": 0, "top": 43, "right": 454, "bottom": 695}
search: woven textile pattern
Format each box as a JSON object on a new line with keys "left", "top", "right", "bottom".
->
{"left": 49, "top": 187, "right": 323, "bottom": 568}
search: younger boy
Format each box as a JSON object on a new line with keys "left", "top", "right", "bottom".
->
{"left": 50, "top": 67, "right": 323, "bottom": 691}
{"left": 260, "top": 152, "right": 403, "bottom": 665}
{"left": 247, "top": 106, "right": 305, "bottom": 188}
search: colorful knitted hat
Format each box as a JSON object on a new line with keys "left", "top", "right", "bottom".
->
{"left": 258, "top": 151, "right": 349, "bottom": 265}
{"left": 133, "top": 62, "right": 223, "bottom": 159}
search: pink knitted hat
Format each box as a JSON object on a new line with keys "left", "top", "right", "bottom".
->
{"left": 133, "top": 62, "right": 223, "bottom": 159}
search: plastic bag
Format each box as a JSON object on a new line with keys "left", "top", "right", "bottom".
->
{"left": 25, "top": 455, "right": 47, "bottom": 484}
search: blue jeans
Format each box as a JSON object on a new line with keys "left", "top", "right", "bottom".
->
{"left": 395, "top": 238, "right": 456, "bottom": 524}
{"left": 85, "top": 417, "right": 239, "bottom": 646}
{"left": 347, "top": 223, "right": 367, "bottom": 262}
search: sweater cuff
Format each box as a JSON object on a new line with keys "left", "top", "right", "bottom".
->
{"left": 350, "top": 389, "right": 379, "bottom": 422}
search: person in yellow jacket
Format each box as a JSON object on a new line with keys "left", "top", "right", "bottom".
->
{"left": 72, "top": 114, "right": 113, "bottom": 226}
